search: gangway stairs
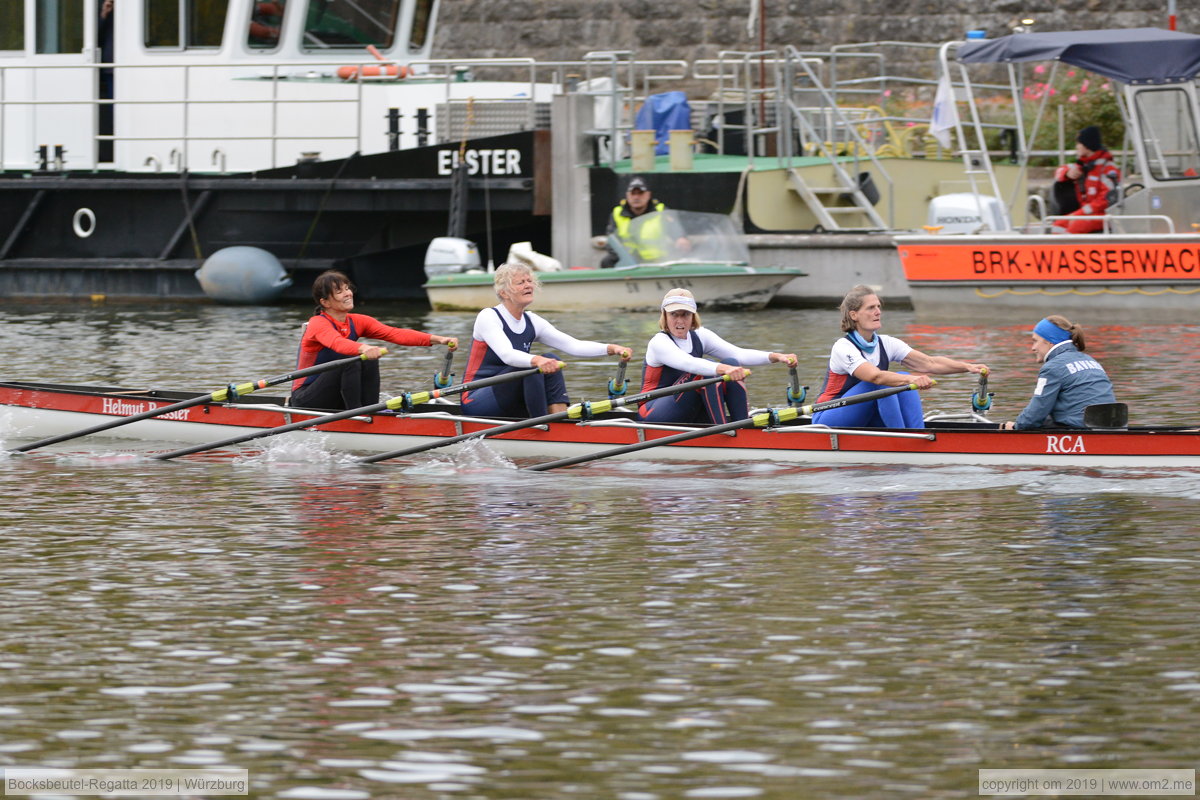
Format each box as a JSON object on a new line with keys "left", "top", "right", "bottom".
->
{"left": 784, "top": 165, "right": 888, "bottom": 231}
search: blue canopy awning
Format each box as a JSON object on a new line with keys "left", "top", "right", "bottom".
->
{"left": 956, "top": 28, "right": 1200, "bottom": 85}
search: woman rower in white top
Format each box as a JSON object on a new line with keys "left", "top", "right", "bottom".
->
{"left": 813, "top": 284, "right": 987, "bottom": 428}
{"left": 638, "top": 288, "right": 796, "bottom": 424}
{"left": 460, "top": 263, "right": 632, "bottom": 418}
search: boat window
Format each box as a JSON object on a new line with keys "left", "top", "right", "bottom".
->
{"left": 301, "top": 0, "right": 399, "bottom": 50}
{"left": 145, "top": 0, "right": 228, "bottom": 48}
{"left": 190, "top": 0, "right": 227, "bottom": 45}
{"left": 0, "top": 0, "right": 24, "bottom": 50}
{"left": 1133, "top": 87, "right": 1200, "bottom": 181}
{"left": 408, "top": 0, "right": 432, "bottom": 51}
{"left": 35, "top": 0, "right": 83, "bottom": 53}
{"left": 247, "top": 0, "right": 284, "bottom": 48}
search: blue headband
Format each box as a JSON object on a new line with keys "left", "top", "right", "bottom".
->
{"left": 1033, "top": 318, "right": 1071, "bottom": 344}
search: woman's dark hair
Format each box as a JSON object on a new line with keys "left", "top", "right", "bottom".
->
{"left": 312, "top": 270, "right": 354, "bottom": 314}
{"left": 1044, "top": 314, "right": 1087, "bottom": 351}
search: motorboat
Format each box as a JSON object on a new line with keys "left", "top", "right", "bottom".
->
{"left": 894, "top": 28, "right": 1200, "bottom": 311}
{"left": 423, "top": 211, "right": 805, "bottom": 311}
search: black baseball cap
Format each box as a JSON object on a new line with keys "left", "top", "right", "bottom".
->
{"left": 626, "top": 176, "right": 649, "bottom": 192}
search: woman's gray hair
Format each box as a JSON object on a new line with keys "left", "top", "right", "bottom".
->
{"left": 492, "top": 262, "right": 540, "bottom": 299}
{"left": 839, "top": 284, "right": 879, "bottom": 332}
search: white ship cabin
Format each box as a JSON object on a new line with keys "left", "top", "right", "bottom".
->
{"left": 0, "top": 0, "right": 554, "bottom": 172}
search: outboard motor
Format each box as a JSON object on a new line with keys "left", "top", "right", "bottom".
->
{"left": 926, "top": 193, "right": 1007, "bottom": 234}
{"left": 424, "top": 237, "right": 481, "bottom": 278}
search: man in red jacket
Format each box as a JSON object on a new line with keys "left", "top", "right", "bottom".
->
{"left": 1052, "top": 126, "right": 1122, "bottom": 234}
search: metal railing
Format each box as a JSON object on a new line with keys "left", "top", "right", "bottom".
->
{"left": 1, "top": 47, "right": 1053, "bottom": 176}
{"left": 1039, "top": 213, "right": 1177, "bottom": 235}
{"left": 0, "top": 56, "right": 688, "bottom": 171}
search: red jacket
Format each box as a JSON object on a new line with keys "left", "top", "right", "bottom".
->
{"left": 292, "top": 313, "right": 431, "bottom": 391}
{"left": 1072, "top": 148, "right": 1121, "bottom": 217}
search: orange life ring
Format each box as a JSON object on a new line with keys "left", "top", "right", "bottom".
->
{"left": 336, "top": 64, "right": 409, "bottom": 80}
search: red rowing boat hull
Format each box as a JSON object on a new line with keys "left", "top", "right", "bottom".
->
{"left": 3, "top": 382, "right": 1199, "bottom": 467}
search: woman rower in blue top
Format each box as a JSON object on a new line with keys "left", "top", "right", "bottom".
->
{"left": 461, "top": 263, "right": 632, "bottom": 418}
{"left": 813, "top": 285, "right": 988, "bottom": 428}
{"left": 1001, "top": 315, "right": 1116, "bottom": 430}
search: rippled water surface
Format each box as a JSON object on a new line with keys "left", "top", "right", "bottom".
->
{"left": 2, "top": 300, "right": 1199, "bottom": 799}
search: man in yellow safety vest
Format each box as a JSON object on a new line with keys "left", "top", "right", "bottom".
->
{"left": 600, "top": 176, "right": 690, "bottom": 267}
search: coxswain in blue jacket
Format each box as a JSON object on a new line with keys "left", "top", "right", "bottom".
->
{"left": 1003, "top": 316, "right": 1116, "bottom": 430}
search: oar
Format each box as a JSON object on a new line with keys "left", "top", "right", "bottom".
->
{"left": 10, "top": 352, "right": 384, "bottom": 453}
{"left": 359, "top": 372, "right": 738, "bottom": 464}
{"left": 152, "top": 366, "right": 542, "bottom": 461}
{"left": 526, "top": 380, "right": 930, "bottom": 472}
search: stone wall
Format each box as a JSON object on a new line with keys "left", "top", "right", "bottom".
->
{"left": 434, "top": 0, "right": 1192, "bottom": 67}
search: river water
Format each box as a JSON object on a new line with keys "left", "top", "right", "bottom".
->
{"left": 2, "top": 299, "right": 1199, "bottom": 800}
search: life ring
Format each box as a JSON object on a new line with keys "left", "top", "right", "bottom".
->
{"left": 336, "top": 64, "right": 408, "bottom": 80}
{"left": 73, "top": 207, "right": 96, "bottom": 238}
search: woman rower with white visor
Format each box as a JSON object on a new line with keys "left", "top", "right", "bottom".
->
{"left": 637, "top": 288, "right": 797, "bottom": 424}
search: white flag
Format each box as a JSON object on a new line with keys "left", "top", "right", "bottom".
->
{"left": 930, "top": 71, "right": 959, "bottom": 149}
{"left": 746, "top": 0, "right": 759, "bottom": 38}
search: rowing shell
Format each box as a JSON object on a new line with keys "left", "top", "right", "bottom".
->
{"left": 3, "top": 381, "right": 1199, "bottom": 468}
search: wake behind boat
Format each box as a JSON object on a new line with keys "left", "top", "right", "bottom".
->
{"left": 4, "top": 379, "right": 1198, "bottom": 468}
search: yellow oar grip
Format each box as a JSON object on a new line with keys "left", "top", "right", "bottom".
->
{"left": 749, "top": 406, "right": 800, "bottom": 427}
{"left": 210, "top": 382, "right": 256, "bottom": 402}
{"left": 565, "top": 398, "right": 615, "bottom": 419}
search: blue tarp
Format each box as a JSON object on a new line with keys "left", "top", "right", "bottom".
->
{"left": 634, "top": 91, "right": 692, "bottom": 155}
{"left": 957, "top": 28, "right": 1200, "bottom": 85}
